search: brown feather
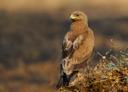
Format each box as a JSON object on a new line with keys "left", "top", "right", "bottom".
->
{"left": 57, "top": 11, "right": 95, "bottom": 88}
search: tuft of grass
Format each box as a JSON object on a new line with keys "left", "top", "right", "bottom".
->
{"left": 58, "top": 48, "right": 128, "bottom": 92}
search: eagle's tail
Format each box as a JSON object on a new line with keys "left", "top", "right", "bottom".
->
{"left": 56, "top": 72, "right": 70, "bottom": 89}
{"left": 56, "top": 71, "right": 79, "bottom": 89}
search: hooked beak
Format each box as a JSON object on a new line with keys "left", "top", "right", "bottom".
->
{"left": 70, "top": 14, "right": 78, "bottom": 20}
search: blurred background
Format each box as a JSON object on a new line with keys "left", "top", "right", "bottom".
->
{"left": 0, "top": 0, "right": 127, "bottom": 92}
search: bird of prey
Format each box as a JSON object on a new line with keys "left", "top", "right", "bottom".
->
{"left": 56, "top": 11, "right": 95, "bottom": 88}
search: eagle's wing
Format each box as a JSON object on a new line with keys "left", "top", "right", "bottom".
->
{"left": 57, "top": 32, "right": 74, "bottom": 88}
{"left": 57, "top": 32, "right": 85, "bottom": 88}
{"left": 62, "top": 31, "right": 85, "bottom": 59}
{"left": 62, "top": 33, "right": 85, "bottom": 73}
{"left": 62, "top": 32, "right": 74, "bottom": 58}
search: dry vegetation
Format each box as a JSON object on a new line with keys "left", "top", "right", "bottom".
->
{"left": 59, "top": 49, "right": 128, "bottom": 92}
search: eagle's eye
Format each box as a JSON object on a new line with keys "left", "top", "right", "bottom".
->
{"left": 75, "top": 14, "right": 79, "bottom": 17}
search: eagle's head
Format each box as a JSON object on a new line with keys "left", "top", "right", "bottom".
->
{"left": 70, "top": 11, "right": 88, "bottom": 23}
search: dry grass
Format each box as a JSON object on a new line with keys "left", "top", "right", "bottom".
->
{"left": 0, "top": 61, "right": 58, "bottom": 92}
{"left": 58, "top": 48, "right": 128, "bottom": 92}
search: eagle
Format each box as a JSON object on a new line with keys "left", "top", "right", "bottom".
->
{"left": 56, "top": 11, "right": 95, "bottom": 88}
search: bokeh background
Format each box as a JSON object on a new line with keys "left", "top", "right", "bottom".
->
{"left": 0, "top": 0, "right": 128, "bottom": 92}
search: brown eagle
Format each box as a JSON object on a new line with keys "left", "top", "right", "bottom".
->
{"left": 56, "top": 11, "right": 95, "bottom": 88}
